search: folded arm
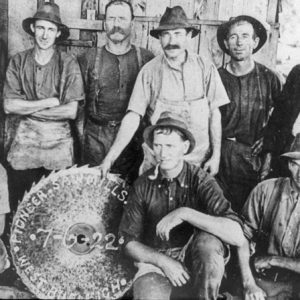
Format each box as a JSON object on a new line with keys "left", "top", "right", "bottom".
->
{"left": 31, "top": 101, "right": 78, "bottom": 120}
{"left": 4, "top": 97, "right": 60, "bottom": 115}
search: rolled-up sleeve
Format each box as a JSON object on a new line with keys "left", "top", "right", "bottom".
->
{"left": 118, "top": 185, "right": 145, "bottom": 249}
{"left": 206, "top": 63, "right": 230, "bottom": 110}
{"left": 3, "top": 55, "right": 26, "bottom": 100}
{"left": 197, "top": 171, "right": 242, "bottom": 226}
{"left": 60, "top": 55, "right": 85, "bottom": 104}
{"left": 241, "top": 184, "right": 265, "bottom": 241}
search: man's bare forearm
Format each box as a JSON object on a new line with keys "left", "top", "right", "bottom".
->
{"left": 181, "top": 207, "right": 244, "bottom": 246}
{"left": 125, "top": 240, "right": 167, "bottom": 267}
{"left": 104, "top": 111, "right": 141, "bottom": 163}
{"left": 269, "top": 256, "right": 300, "bottom": 274}
{"left": 4, "top": 97, "right": 59, "bottom": 115}
{"left": 31, "top": 101, "right": 79, "bottom": 120}
{"left": 209, "top": 108, "right": 222, "bottom": 159}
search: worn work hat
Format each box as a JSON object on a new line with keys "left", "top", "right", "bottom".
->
{"left": 150, "top": 6, "right": 199, "bottom": 39}
{"left": 281, "top": 133, "right": 300, "bottom": 160}
{"left": 217, "top": 15, "right": 267, "bottom": 55}
{"left": 143, "top": 111, "right": 196, "bottom": 154}
{"left": 22, "top": 2, "right": 70, "bottom": 41}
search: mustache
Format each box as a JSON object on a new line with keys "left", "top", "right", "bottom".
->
{"left": 164, "top": 44, "right": 181, "bottom": 50}
{"left": 108, "top": 26, "right": 125, "bottom": 35}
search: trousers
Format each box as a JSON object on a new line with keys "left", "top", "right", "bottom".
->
{"left": 133, "top": 231, "right": 227, "bottom": 300}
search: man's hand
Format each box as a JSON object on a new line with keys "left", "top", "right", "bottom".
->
{"left": 243, "top": 281, "right": 266, "bottom": 300}
{"left": 156, "top": 208, "right": 185, "bottom": 241}
{"left": 203, "top": 156, "right": 219, "bottom": 176}
{"left": 251, "top": 138, "right": 263, "bottom": 157}
{"left": 260, "top": 153, "right": 272, "bottom": 181}
{"left": 96, "top": 158, "right": 113, "bottom": 178}
{"left": 158, "top": 254, "right": 190, "bottom": 287}
{"left": 44, "top": 97, "right": 60, "bottom": 108}
{"left": 254, "top": 256, "right": 273, "bottom": 274}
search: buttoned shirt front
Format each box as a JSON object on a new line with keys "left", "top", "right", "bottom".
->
{"left": 80, "top": 46, "right": 154, "bottom": 122}
{"left": 218, "top": 62, "right": 281, "bottom": 146}
{"left": 242, "top": 177, "right": 300, "bottom": 258}
{"left": 119, "top": 162, "right": 241, "bottom": 250}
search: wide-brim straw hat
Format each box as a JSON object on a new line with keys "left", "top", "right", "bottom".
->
{"left": 281, "top": 133, "right": 300, "bottom": 160}
{"left": 143, "top": 111, "right": 196, "bottom": 154}
{"left": 150, "top": 6, "right": 199, "bottom": 39}
{"left": 217, "top": 15, "right": 267, "bottom": 55}
{"left": 22, "top": 2, "right": 69, "bottom": 41}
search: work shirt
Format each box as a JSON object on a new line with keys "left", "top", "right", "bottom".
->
{"left": 242, "top": 177, "right": 300, "bottom": 258}
{"left": 3, "top": 48, "right": 84, "bottom": 170}
{"left": 127, "top": 50, "right": 229, "bottom": 166}
{"left": 80, "top": 46, "right": 154, "bottom": 122}
{"left": 119, "top": 162, "right": 241, "bottom": 250}
{"left": 219, "top": 62, "right": 281, "bottom": 146}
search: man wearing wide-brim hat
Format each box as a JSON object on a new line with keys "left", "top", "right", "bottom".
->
{"left": 119, "top": 111, "right": 244, "bottom": 299}
{"left": 100, "top": 5, "right": 230, "bottom": 179}
{"left": 216, "top": 15, "right": 282, "bottom": 213}
{"left": 3, "top": 3, "right": 84, "bottom": 213}
{"left": 238, "top": 133, "right": 300, "bottom": 299}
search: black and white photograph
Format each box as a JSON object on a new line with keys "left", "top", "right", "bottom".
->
{"left": 0, "top": 0, "right": 299, "bottom": 299}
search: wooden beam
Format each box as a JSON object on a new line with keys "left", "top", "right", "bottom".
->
{"left": 57, "top": 39, "right": 95, "bottom": 47}
{"left": 64, "top": 18, "right": 103, "bottom": 30}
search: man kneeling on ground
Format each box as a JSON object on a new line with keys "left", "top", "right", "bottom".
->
{"left": 119, "top": 112, "right": 245, "bottom": 300}
{"left": 238, "top": 133, "right": 300, "bottom": 299}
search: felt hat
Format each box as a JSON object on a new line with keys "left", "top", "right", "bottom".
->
{"left": 281, "top": 133, "right": 300, "bottom": 160}
{"left": 143, "top": 111, "right": 196, "bottom": 154}
{"left": 150, "top": 6, "right": 199, "bottom": 39}
{"left": 22, "top": 2, "right": 70, "bottom": 41}
{"left": 217, "top": 15, "right": 267, "bottom": 55}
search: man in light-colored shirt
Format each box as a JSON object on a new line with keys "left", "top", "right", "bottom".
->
{"left": 100, "top": 5, "right": 229, "bottom": 177}
{"left": 237, "top": 133, "right": 300, "bottom": 299}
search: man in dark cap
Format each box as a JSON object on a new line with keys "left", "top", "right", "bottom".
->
{"left": 3, "top": 2, "right": 84, "bottom": 211}
{"left": 79, "top": 0, "right": 153, "bottom": 184}
{"left": 216, "top": 15, "right": 282, "bottom": 213}
{"left": 119, "top": 112, "right": 244, "bottom": 300}
{"left": 100, "top": 5, "right": 229, "bottom": 179}
{"left": 238, "top": 133, "right": 300, "bottom": 299}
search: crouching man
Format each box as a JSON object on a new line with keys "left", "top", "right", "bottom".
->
{"left": 238, "top": 133, "right": 300, "bottom": 299}
{"left": 119, "top": 112, "right": 244, "bottom": 300}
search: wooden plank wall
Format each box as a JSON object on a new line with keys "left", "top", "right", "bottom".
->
{"left": 7, "top": 0, "right": 280, "bottom": 69}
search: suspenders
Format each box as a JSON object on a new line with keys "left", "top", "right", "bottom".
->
{"left": 92, "top": 45, "right": 143, "bottom": 115}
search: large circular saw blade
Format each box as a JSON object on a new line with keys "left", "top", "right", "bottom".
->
{"left": 10, "top": 166, "right": 134, "bottom": 299}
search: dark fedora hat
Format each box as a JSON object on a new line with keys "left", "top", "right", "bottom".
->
{"left": 22, "top": 2, "right": 70, "bottom": 41}
{"left": 150, "top": 6, "right": 199, "bottom": 39}
{"left": 281, "top": 133, "right": 300, "bottom": 160}
{"left": 217, "top": 15, "right": 267, "bottom": 55}
{"left": 143, "top": 111, "right": 196, "bottom": 154}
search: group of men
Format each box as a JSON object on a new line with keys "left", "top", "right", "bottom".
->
{"left": 0, "top": 1, "right": 299, "bottom": 299}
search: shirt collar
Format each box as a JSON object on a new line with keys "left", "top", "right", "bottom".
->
{"left": 162, "top": 49, "right": 189, "bottom": 71}
{"left": 156, "top": 161, "right": 188, "bottom": 187}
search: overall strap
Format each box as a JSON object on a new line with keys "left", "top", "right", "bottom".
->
{"left": 134, "top": 45, "right": 143, "bottom": 70}
{"left": 93, "top": 46, "right": 104, "bottom": 114}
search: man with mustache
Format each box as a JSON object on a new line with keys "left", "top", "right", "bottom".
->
{"left": 100, "top": 6, "right": 229, "bottom": 178}
{"left": 216, "top": 16, "right": 282, "bottom": 213}
{"left": 79, "top": 0, "right": 153, "bottom": 183}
